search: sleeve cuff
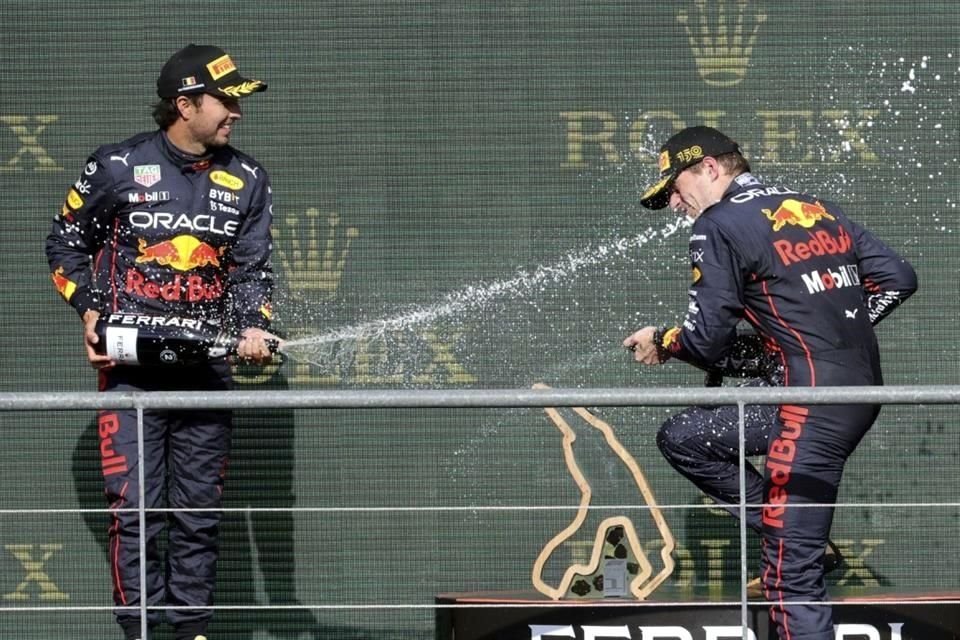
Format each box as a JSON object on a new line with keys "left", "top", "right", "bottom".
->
{"left": 653, "top": 326, "right": 682, "bottom": 363}
{"left": 69, "top": 288, "right": 100, "bottom": 318}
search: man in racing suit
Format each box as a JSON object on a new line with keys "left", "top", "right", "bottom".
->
{"left": 45, "top": 44, "right": 275, "bottom": 640}
{"left": 623, "top": 126, "right": 917, "bottom": 640}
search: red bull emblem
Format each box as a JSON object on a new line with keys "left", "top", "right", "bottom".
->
{"left": 762, "top": 199, "right": 835, "bottom": 232}
{"left": 660, "top": 327, "right": 680, "bottom": 351}
{"left": 135, "top": 235, "right": 224, "bottom": 271}
{"left": 98, "top": 413, "right": 128, "bottom": 477}
{"left": 126, "top": 269, "right": 224, "bottom": 302}
{"left": 51, "top": 266, "right": 76, "bottom": 301}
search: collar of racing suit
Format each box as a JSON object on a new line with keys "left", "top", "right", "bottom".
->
{"left": 158, "top": 130, "right": 216, "bottom": 173}
{"left": 707, "top": 171, "right": 761, "bottom": 213}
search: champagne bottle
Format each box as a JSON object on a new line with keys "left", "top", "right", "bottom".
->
{"left": 94, "top": 313, "right": 276, "bottom": 366}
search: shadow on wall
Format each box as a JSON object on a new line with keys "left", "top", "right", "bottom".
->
{"left": 71, "top": 359, "right": 417, "bottom": 640}
{"left": 681, "top": 495, "right": 895, "bottom": 594}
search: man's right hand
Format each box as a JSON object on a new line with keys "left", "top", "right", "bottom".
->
{"left": 623, "top": 326, "right": 663, "bottom": 365}
{"left": 82, "top": 309, "right": 115, "bottom": 370}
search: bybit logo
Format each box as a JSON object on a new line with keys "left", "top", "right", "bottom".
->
{"left": 677, "top": 0, "right": 767, "bottom": 87}
{"left": 278, "top": 208, "right": 359, "bottom": 300}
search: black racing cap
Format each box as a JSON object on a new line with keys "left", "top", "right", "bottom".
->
{"left": 157, "top": 44, "right": 267, "bottom": 99}
{"left": 639, "top": 126, "right": 741, "bottom": 210}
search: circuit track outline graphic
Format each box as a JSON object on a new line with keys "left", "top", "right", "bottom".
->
{"left": 531, "top": 383, "right": 676, "bottom": 600}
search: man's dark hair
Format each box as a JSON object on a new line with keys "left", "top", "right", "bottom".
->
{"left": 716, "top": 151, "right": 751, "bottom": 175}
{"left": 151, "top": 95, "right": 203, "bottom": 129}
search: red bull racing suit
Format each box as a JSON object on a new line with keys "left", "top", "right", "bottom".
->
{"left": 655, "top": 173, "right": 917, "bottom": 640}
{"left": 46, "top": 129, "right": 273, "bottom": 639}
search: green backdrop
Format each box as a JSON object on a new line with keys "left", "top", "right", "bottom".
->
{"left": 1, "top": 1, "right": 957, "bottom": 638}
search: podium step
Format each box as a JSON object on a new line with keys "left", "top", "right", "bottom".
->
{"left": 435, "top": 589, "right": 960, "bottom": 640}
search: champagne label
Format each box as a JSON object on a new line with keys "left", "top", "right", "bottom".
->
{"left": 104, "top": 326, "right": 140, "bottom": 364}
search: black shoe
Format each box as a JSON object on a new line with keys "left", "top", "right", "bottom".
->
{"left": 120, "top": 620, "right": 144, "bottom": 640}
{"left": 824, "top": 539, "right": 844, "bottom": 575}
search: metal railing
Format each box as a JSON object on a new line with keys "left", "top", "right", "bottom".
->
{"left": 4, "top": 384, "right": 960, "bottom": 411}
{"left": 2, "top": 384, "right": 958, "bottom": 639}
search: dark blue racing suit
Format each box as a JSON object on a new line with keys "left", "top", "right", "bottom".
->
{"left": 655, "top": 173, "right": 917, "bottom": 640}
{"left": 46, "top": 130, "right": 273, "bottom": 639}
{"left": 657, "top": 331, "right": 782, "bottom": 534}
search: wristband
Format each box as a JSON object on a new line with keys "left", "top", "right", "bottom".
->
{"left": 652, "top": 326, "right": 680, "bottom": 364}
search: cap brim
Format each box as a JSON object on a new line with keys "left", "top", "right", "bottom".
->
{"left": 640, "top": 175, "right": 673, "bottom": 210}
{"left": 213, "top": 78, "right": 268, "bottom": 98}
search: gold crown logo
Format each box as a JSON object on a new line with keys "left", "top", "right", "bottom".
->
{"left": 677, "top": 0, "right": 767, "bottom": 87}
{"left": 278, "top": 208, "right": 359, "bottom": 298}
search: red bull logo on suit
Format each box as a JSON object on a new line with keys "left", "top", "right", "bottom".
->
{"left": 763, "top": 199, "right": 835, "bottom": 232}
{"left": 135, "top": 235, "right": 224, "bottom": 271}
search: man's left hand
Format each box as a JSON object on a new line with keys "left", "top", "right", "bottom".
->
{"left": 235, "top": 327, "right": 281, "bottom": 364}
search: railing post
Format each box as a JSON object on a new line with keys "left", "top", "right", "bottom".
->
{"left": 137, "top": 405, "right": 147, "bottom": 640}
{"left": 738, "top": 400, "right": 749, "bottom": 636}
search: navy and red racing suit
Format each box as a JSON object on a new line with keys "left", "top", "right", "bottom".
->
{"left": 656, "top": 172, "right": 917, "bottom": 640}
{"left": 657, "top": 331, "right": 782, "bottom": 532}
{"left": 46, "top": 129, "right": 273, "bottom": 638}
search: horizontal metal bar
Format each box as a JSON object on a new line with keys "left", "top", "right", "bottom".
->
{"left": 1, "top": 385, "right": 960, "bottom": 411}
{"left": 2, "top": 599, "right": 958, "bottom": 611}
{"left": 1, "top": 501, "right": 957, "bottom": 515}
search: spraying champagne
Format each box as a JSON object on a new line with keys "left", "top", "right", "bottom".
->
{"left": 94, "top": 313, "right": 280, "bottom": 366}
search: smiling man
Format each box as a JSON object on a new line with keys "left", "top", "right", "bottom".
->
{"left": 46, "top": 44, "right": 275, "bottom": 640}
{"left": 623, "top": 126, "right": 917, "bottom": 640}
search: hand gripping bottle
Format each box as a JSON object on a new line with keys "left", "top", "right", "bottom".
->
{"left": 94, "top": 313, "right": 277, "bottom": 366}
